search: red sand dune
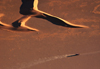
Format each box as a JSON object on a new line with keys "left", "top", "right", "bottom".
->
{"left": 0, "top": 0, "right": 100, "bottom": 69}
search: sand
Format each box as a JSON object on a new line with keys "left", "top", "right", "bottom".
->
{"left": 0, "top": 0, "right": 100, "bottom": 69}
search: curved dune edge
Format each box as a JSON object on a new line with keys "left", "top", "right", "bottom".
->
{"left": 0, "top": 13, "right": 39, "bottom": 32}
{"left": 0, "top": 21, "right": 39, "bottom": 32}
{"left": 15, "top": 0, "right": 88, "bottom": 29}
{"left": 37, "top": 10, "right": 89, "bottom": 28}
{"left": 18, "top": 15, "right": 39, "bottom": 31}
{"left": 33, "top": 0, "right": 89, "bottom": 28}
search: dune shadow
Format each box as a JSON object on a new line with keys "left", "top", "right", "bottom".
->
{"left": 35, "top": 14, "right": 83, "bottom": 28}
{"left": 18, "top": 0, "right": 86, "bottom": 28}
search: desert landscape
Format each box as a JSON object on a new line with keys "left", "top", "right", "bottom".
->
{"left": 0, "top": 0, "right": 100, "bottom": 69}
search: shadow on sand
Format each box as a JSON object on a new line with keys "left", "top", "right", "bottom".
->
{"left": 35, "top": 14, "right": 83, "bottom": 28}
{"left": 2, "top": 0, "right": 88, "bottom": 32}
{"left": 12, "top": 0, "right": 87, "bottom": 29}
